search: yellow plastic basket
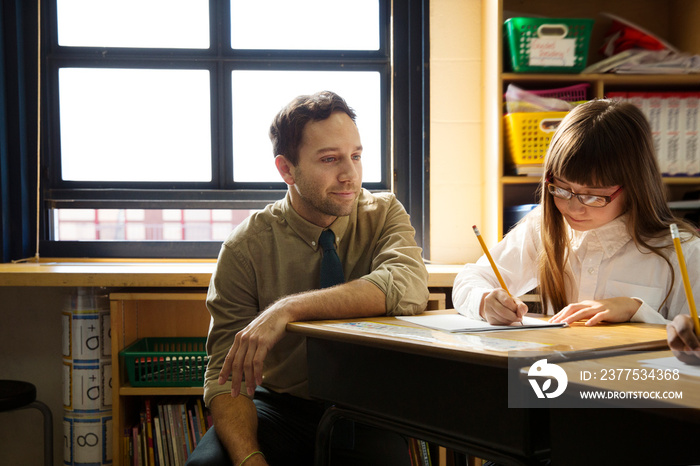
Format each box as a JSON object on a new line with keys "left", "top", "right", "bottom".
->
{"left": 504, "top": 112, "right": 568, "bottom": 168}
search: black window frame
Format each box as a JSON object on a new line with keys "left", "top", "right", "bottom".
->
{"left": 37, "top": 0, "right": 430, "bottom": 259}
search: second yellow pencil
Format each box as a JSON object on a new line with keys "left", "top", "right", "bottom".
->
{"left": 670, "top": 223, "right": 700, "bottom": 336}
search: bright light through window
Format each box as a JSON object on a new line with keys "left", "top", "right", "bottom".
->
{"left": 49, "top": 0, "right": 393, "bottom": 249}
{"left": 231, "top": 70, "right": 382, "bottom": 183}
{"left": 230, "top": 0, "right": 379, "bottom": 50}
{"left": 54, "top": 209, "right": 258, "bottom": 242}
{"left": 56, "top": 0, "right": 210, "bottom": 48}
{"left": 59, "top": 68, "right": 212, "bottom": 182}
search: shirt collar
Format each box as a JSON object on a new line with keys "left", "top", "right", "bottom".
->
{"left": 569, "top": 213, "right": 631, "bottom": 259}
{"left": 281, "top": 191, "right": 352, "bottom": 251}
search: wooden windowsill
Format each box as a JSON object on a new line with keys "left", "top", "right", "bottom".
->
{"left": 0, "top": 259, "right": 462, "bottom": 288}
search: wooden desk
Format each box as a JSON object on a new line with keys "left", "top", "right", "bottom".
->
{"left": 547, "top": 350, "right": 700, "bottom": 411}
{"left": 287, "top": 312, "right": 668, "bottom": 465}
{"left": 543, "top": 350, "right": 700, "bottom": 466}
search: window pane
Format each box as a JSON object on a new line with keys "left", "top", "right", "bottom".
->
{"left": 59, "top": 68, "right": 212, "bottom": 182}
{"left": 231, "top": 70, "right": 382, "bottom": 183}
{"left": 231, "top": 0, "right": 379, "bottom": 50}
{"left": 56, "top": 0, "right": 209, "bottom": 48}
{"left": 54, "top": 209, "right": 256, "bottom": 241}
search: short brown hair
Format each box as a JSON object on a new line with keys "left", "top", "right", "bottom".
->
{"left": 269, "top": 91, "right": 356, "bottom": 166}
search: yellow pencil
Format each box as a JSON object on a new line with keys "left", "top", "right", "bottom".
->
{"left": 472, "top": 225, "right": 511, "bottom": 297}
{"left": 670, "top": 223, "right": 700, "bottom": 336}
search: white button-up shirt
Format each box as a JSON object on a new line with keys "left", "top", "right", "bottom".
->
{"left": 453, "top": 206, "right": 700, "bottom": 324}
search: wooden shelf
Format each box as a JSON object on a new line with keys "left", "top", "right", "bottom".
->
{"left": 119, "top": 385, "right": 204, "bottom": 396}
{"left": 504, "top": 73, "right": 700, "bottom": 87}
{"left": 502, "top": 176, "right": 700, "bottom": 185}
{"left": 664, "top": 177, "right": 700, "bottom": 185}
{"left": 487, "top": 1, "right": 700, "bottom": 238}
{"left": 0, "top": 261, "right": 459, "bottom": 288}
{"left": 502, "top": 176, "right": 540, "bottom": 185}
{"left": 111, "top": 292, "right": 212, "bottom": 465}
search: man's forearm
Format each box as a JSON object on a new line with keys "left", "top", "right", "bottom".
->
{"left": 219, "top": 278, "right": 388, "bottom": 398}
{"left": 282, "top": 278, "right": 386, "bottom": 322}
{"left": 209, "top": 393, "right": 263, "bottom": 464}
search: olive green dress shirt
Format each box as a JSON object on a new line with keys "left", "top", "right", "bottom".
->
{"left": 204, "top": 188, "right": 429, "bottom": 406}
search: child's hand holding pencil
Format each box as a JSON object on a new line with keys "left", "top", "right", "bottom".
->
{"left": 473, "top": 225, "right": 528, "bottom": 326}
{"left": 667, "top": 224, "right": 700, "bottom": 365}
{"left": 667, "top": 314, "right": 700, "bottom": 365}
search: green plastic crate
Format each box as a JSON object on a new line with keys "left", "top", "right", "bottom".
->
{"left": 504, "top": 17, "right": 594, "bottom": 73}
{"left": 120, "top": 337, "right": 208, "bottom": 387}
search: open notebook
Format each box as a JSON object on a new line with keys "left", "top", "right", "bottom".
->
{"left": 396, "top": 314, "right": 567, "bottom": 333}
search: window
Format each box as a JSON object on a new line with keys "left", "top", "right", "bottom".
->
{"left": 40, "top": 0, "right": 429, "bottom": 258}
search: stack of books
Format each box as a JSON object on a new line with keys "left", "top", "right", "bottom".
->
{"left": 124, "top": 398, "right": 212, "bottom": 466}
{"left": 409, "top": 438, "right": 433, "bottom": 466}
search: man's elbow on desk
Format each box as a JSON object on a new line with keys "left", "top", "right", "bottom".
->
{"left": 362, "top": 275, "right": 429, "bottom": 317}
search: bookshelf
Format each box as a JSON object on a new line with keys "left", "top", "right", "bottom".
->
{"left": 110, "top": 292, "right": 211, "bottom": 465}
{"left": 484, "top": 0, "right": 700, "bottom": 239}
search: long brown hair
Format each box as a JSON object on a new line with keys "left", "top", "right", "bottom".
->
{"left": 538, "top": 99, "right": 698, "bottom": 313}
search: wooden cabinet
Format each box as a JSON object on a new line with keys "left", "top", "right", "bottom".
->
{"left": 483, "top": 0, "right": 700, "bottom": 239}
{"left": 110, "top": 292, "right": 210, "bottom": 465}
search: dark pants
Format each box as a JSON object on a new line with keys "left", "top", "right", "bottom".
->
{"left": 186, "top": 386, "right": 411, "bottom": 466}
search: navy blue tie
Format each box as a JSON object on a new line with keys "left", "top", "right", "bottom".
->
{"left": 319, "top": 229, "right": 345, "bottom": 288}
{"left": 319, "top": 230, "right": 352, "bottom": 445}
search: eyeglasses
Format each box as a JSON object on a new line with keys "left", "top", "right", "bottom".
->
{"left": 545, "top": 176, "right": 623, "bottom": 208}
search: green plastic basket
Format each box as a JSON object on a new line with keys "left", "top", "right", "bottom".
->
{"left": 504, "top": 17, "right": 594, "bottom": 73}
{"left": 120, "top": 337, "right": 208, "bottom": 387}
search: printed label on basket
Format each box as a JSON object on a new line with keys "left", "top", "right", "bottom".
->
{"left": 529, "top": 38, "right": 575, "bottom": 67}
{"left": 64, "top": 413, "right": 113, "bottom": 465}
{"left": 63, "top": 360, "right": 113, "bottom": 412}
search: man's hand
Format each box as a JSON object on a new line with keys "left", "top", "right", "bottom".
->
{"left": 216, "top": 280, "right": 386, "bottom": 397}
{"left": 548, "top": 297, "right": 641, "bottom": 326}
{"left": 218, "top": 297, "right": 294, "bottom": 397}
{"left": 667, "top": 314, "right": 700, "bottom": 365}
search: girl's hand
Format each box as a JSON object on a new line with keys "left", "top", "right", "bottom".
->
{"left": 481, "top": 289, "right": 528, "bottom": 325}
{"left": 548, "top": 297, "right": 641, "bottom": 326}
{"left": 667, "top": 314, "right": 700, "bottom": 365}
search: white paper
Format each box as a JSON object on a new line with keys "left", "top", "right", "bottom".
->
{"left": 395, "top": 314, "right": 566, "bottom": 333}
{"left": 639, "top": 356, "right": 700, "bottom": 378}
{"left": 323, "top": 321, "right": 550, "bottom": 352}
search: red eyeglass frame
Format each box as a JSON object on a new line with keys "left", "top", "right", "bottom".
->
{"left": 545, "top": 174, "right": 623, "bottom": 207}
